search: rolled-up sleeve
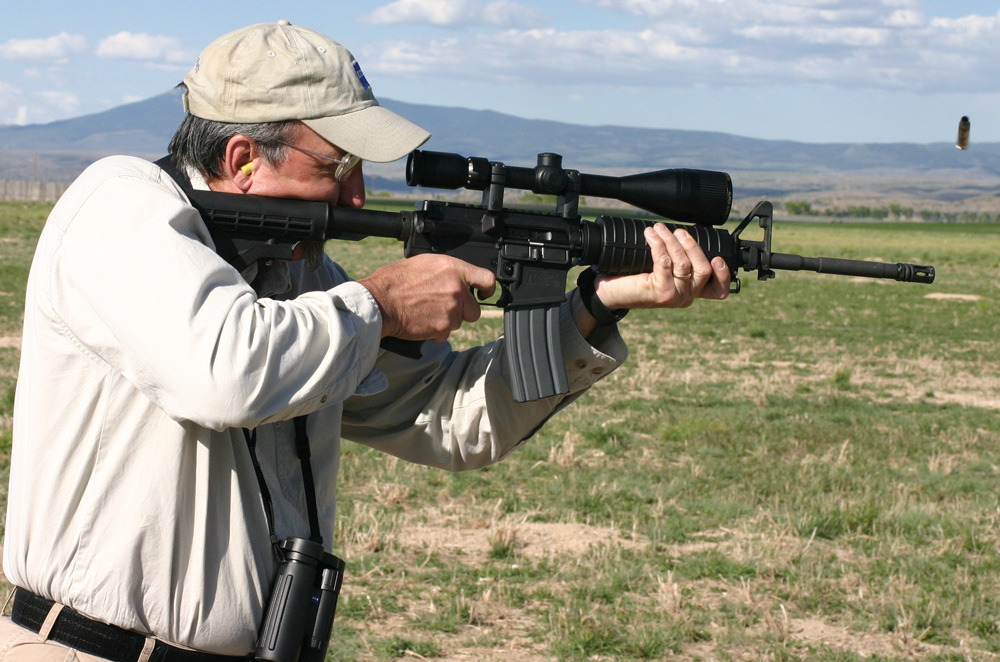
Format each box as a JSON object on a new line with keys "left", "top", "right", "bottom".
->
{"left": 341, "top": 295, "right": 628, "bottom": 471}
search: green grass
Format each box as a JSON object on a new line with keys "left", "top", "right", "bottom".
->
{"left": 0, "top": 202, "right": 47, "bottom": 470}
{"left": 2, "top": 200, "right": 1000, "bottom": 661}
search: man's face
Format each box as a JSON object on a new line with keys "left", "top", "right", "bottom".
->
{"left": 248, "top": 125, "right": 366, "bottom": 209}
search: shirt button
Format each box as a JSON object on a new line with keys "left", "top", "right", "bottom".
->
{"left": 575, "top": 359, "right": 587, "bottom": 369}
{"left": 320, "top": 395, "right": 328, "bottom": 403}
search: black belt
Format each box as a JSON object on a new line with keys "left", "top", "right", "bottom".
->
{"left": 11, "top": 588, "right": 253, "bottom": 662}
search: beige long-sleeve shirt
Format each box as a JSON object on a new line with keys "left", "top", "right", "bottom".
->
{"left": 3, "top": 156, "right": 627, "bottom": 655}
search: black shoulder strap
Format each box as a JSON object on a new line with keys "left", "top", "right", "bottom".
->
{"left": 154, "top": 155, "right": 194, "bottom": 191}
{"left": 244, "top": 418, "right": 325, "bottom": 555}
{"left": 293, "top": 416, "right": 324, "bottom": 544}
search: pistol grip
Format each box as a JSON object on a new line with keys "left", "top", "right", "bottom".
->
{"left": 379, "top": 337, "right": 424, "bottom": 359}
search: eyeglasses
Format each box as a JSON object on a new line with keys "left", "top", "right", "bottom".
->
{"left": 276, "top": 140, "right": 363, "bottom": 181}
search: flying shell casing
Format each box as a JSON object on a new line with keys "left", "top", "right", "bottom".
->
{"left": 956, "top": 116, "right": 971, "bottom": 150}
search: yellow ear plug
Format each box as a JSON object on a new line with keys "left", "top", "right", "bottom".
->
{"left": 241, "top": 162, "right": 254, "bottom": 176}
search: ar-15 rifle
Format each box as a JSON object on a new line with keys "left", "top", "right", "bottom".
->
{"left": 183, "top": 150, "right": 935, "bottom": 403}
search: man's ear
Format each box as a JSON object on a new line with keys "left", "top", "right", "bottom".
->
{"left": 222, "top": 134, "right": 255, "bottom": 193}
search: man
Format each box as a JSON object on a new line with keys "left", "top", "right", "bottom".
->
{"left": 1, "top": 20, "right": 730, "bottom": 662}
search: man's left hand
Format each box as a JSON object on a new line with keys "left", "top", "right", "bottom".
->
{"left": 593, "top": 223, "right": 731, "bottom": 310}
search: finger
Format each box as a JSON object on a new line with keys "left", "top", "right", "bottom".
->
{"left": 461, "top": 286, "right": 483, "bottom": 323}
{"left": 656, "top": 224, "right": 693, "bottom": 285}
{"left": 645, "top": 224, "right": 676, "bottom": 290}
{"left": 461, "top": 262, "right": 497, "bottom": 299}
{"left": 674, "top": 228, "right": 713, "bottom": 284}
{"left": 690, "top": 257, "right": 731, "bottom": 301}
{"left": 705, "top": 256, "right": 732, "bottom": 300}
{"left": 656, "top": 227, "right": 698, "bottom": 305}
{"left": 659, "top": 225, "right": 693, "bottom": 284}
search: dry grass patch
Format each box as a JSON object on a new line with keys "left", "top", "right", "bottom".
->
{"left": 389, "top": 508, "right": 646, "bottom": 562}
{"left": 924, "top": 292, "right": 983, "bottom": 302}
{"left": 610, "top": 328, "right": 1000, "bottom": 410}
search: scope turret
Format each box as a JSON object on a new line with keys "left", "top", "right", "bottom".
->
{"left": 405, "top": 149, "right": 732, "bottom": 226}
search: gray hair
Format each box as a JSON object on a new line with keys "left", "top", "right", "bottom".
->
{"left": 169, "top": 112, "right": 300, "bottom": 178}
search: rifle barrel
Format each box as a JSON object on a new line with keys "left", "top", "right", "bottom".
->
{"left": 768, "top": 252, "right": 935, "bottom": 283}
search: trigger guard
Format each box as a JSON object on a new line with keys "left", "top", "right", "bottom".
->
{"left": 494, "top": 284, "right": 512, "bottom": 308}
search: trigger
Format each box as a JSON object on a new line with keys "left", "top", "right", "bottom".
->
{"left": 470, "top": 284, "right": 509, "bottom": 307}
{"left": 495, "top": 284, "right": 512, "bottom": 308}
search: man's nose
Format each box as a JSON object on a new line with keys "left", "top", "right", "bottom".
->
{"left": 338, "top": 165, "right": 366, "bottom": 208}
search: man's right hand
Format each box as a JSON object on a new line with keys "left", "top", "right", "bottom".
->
{"left": 358, "top": 254, "right": 497, "bottom": 342}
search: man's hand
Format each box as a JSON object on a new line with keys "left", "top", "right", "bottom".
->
{"left": 593, "top": 224, "right": 730, "bottom": 309}
{"left": 572, "top": 223, "right": 730, "bottom": 336}
{"left": 359, "top": 254, "right": 497, "bottom": 342}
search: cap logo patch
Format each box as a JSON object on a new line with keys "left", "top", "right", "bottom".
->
{"left": 353, "top": 62, "right": 370, "bottom": 90}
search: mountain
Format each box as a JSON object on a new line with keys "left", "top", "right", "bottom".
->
{"left": 386, "top": 98, "right": 1000, "bottom": 177}
{"left": 2, "top": 88, "right": 999, "bottom": 186}
{"left": 0, "top": 88, "right": 185, "bottom": 155}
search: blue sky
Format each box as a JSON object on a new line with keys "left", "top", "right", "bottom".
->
{"left": 3, "top": 0, "right": 999, "bottom": 145}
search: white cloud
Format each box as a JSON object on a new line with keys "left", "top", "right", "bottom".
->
{"left": 359, "top": 0, "right": 999, "bottom": 95}
{"left": 928, "top": 13, "right": 1000, "bottom": 41}
{"left": 600, "top": 0, "right": 921, "bottom": 21}
{"left": 38, "top": 91, "right": 80, "bottom": 114}
{"left": 886, "top": 9, "right": 924, "bottom": 27}
{"left": 0, "top": 83, "right": 77, "bottom": 126}
{"left": 0, "top": 32, "right": 87, "bottom": 59}
{"left": 360, "top": 0, "right": 543, "bottom": 27}
{"left": 96, "top": 32, "right": 191, "bottom": 64}
{"left": 737, "top": 25, "right": 889, "bottom": 47}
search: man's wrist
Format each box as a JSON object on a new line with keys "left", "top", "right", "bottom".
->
{"left": 576, "top": 268, "right": 628, "bottom": 327}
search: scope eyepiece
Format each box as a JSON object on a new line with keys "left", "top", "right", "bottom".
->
{"left": 406, "top": 150, "right": 471, "bottom": 190}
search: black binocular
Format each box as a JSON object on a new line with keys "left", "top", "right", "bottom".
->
{"left": 255, "top": 537, "right": 345, "bottom": 662}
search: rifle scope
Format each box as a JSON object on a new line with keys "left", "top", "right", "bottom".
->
{"left": 406, "top": 150, "right": 733, "bottom": 226}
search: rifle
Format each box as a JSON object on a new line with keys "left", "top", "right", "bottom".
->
{"left": 183, "top": 150, "right": 935, "bottom": 403}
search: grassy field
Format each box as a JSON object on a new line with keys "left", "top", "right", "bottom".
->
{"left": 1, "top": 200, "right": 999, "bottom": 661}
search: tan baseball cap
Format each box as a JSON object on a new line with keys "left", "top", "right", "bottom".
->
{"left": 182, "top": 20, "right": 430, "bottom": 162}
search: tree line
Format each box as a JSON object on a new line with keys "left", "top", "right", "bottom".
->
{"left": 777, "top": 200, "right": 999, "bottom": 223}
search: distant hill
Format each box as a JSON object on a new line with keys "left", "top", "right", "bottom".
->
{"left": 2, "top": 88, "right": 999, "bottom": 190}
{"left": 0, "top": 88, "right": 185, "bottom": 156}
{"left": 387, "top": 99, "right": 1000, "bottom": 178}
